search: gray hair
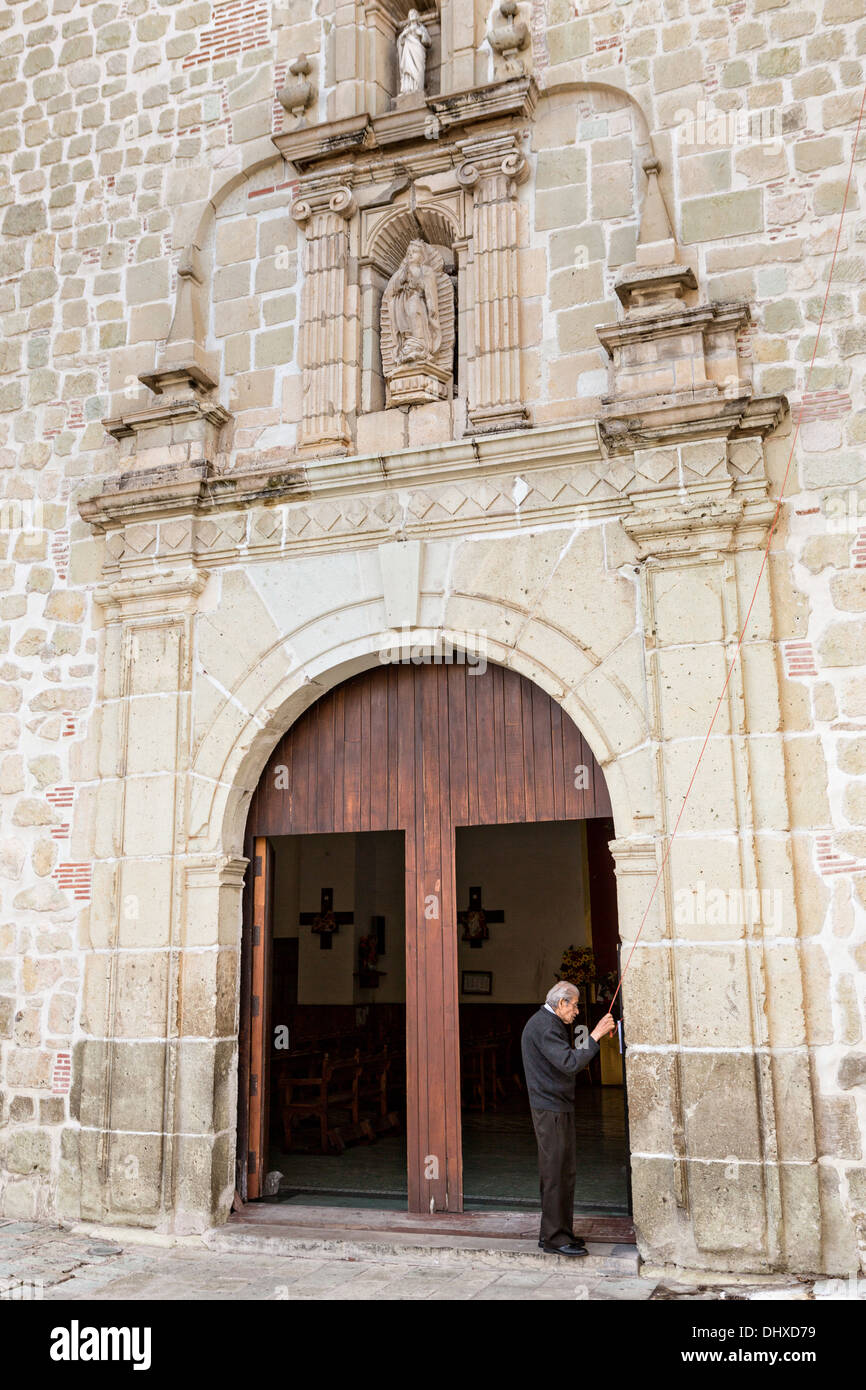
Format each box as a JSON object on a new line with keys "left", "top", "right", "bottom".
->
{"left": 545, "top": 981, "right": 579, "bottom": 1009}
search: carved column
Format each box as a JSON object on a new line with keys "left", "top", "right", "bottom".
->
{"left": 458, "top": 136, "right": 529, "bottom": 434}
{"left": 291, "top": 183, "right": 357, "bottom": 457}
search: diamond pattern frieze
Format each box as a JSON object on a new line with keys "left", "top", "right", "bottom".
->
{"left": 471, "top": 480, "right": 502, "bottom": 512}
{"left": 437, "top": 485, "right": 466, "bottom": 516}
{"left": 160, "top": 520, "right": 191, "bottom": 551}
{"left": 530, "top": 470, "right": 569, "bottom": 503}
{"left": 124, "top": 524, "right": 157, "bottom": 555}
{"left": 252, "top": 509, "right": 282, "bottom": 542}
{"left": 195, "top": 520, "right": 219, "bottom": 551}
{"left": 408, "top": 491, "right": 435, "bottom": 520}
{"left": 312, "top": 502, "right": 341, "bottom": 532}
{"left": 607, "top": 463, "right": 636, "bottom": 493}
{"left": 571, "top": 467, "right": 601, "bottom": 497}
{"left": 634, "top": 450, "right": 678, "bottom": 485}
{"left": 342, "top": 498, "right": 369, "bottom": 528}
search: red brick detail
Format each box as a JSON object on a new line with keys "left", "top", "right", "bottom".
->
{"left": 181, "top": 0, "right": 270, "bottom": 70}
{"left": 248, "top": 178, "right": 295, "bottom": 200}
{"left": 51, "top": 1052, "right": 72, "bottom": 1095}
{"left": 816, "top": 834, "right": 866, "bottom": 877}
{"left": 794, "top": 389, "right": 852, "bottom": 423}
{"left": 594, "top": 36, "right": 623, "bottom": 63}
{"left": 46, "top": 786, "right": 73, "bottom": 841}
{"left": 52, "top": 529, "right": 69, "bottom": 581}
{"left": 273, "top": 61, "right": 287, "bottom": 133}
{"left": 783, "top": 640, "right": 818, "bottom": 678}
{"left": 852, "top": 529, "right": 866, "bottom": 569}
{"left": 53, "top": 863, "right": 91, "bottom": 901}
{"left": 61, "top": 713, "right": 78, "bottom": 738}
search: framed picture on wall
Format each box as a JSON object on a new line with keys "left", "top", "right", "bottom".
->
{"left": 461, "top": 970, "right": 493, "bottom": 996}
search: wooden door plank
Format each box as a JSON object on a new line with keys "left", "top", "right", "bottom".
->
{"left": 247, "top": 836, "right": 273, "bottom": 1200}
{"left": 315, "top": 691, "right": 335, "bottom": 834}
{"left": 532, "top": 681, "right": 555, "bottom": 822}
{"left": 503, "top": 667, "right": 526, "bottom": 823}
{"left": 474, "top": 667, "right": 497, "bottom": 823}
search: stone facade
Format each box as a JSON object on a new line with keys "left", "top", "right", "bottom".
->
{"left": 0, "top": 0, "right": 864, "bottom": 1277}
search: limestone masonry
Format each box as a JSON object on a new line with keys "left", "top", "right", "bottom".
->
{"left": 0, "top": 0, "right": 865, "bottom": 1277}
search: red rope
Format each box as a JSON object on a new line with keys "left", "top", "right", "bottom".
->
{"left": 606, "top": 85, "right": 866, "bottom": 1022}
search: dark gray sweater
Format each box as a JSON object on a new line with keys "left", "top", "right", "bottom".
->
{"left": 520, "top": 1005, "right": 600, "bottom": 1111}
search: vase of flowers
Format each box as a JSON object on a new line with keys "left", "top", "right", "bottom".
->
{"left": 555, "top": 945, "right": 596, "bottom": 988}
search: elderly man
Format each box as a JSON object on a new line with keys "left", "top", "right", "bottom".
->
{"left": 521, "top": 981, "right": 617, "bottom": 1256}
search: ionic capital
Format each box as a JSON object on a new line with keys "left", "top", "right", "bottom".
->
{"left": 291, "top": 184, "right": 357, "bottom": 226}
{"left": 457, "top": 138, "right": 529, "bottom": 194}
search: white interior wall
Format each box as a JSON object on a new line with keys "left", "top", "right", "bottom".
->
{"left": 270, "top": 821, "right": 591, "bottom": 1005}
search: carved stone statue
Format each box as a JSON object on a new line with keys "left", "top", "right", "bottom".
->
{"left": 381, "top": 240, "right": 454, "bottom": 407}
{"left": 397, "top": 9, "right": 431, "bottom": 97}
{"left": 388, "top": 240, "right": 441, "bottom": 363}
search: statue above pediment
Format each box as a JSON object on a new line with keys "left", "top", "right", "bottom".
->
{"left": 380, "top": 239, "right": 454, "bottom": 408}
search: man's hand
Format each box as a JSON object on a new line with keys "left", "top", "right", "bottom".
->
{"left": 590, "top": 1013, "right": 617, "bottom": 1042}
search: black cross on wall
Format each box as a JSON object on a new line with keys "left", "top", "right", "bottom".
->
{"left": 457, "top": 885, "right": 505, "bottom": 950}
{"left": 299, "top": 887, "right": 354, "bottom": 951}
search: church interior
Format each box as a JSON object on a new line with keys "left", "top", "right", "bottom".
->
{"left": 264, "top": 820, "right": 630, "bottom": 1215}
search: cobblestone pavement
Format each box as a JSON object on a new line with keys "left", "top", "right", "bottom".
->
{"left": 1, "top": 1220, "right": 863, "bottom": 1302}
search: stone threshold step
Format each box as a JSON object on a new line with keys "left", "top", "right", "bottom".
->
{"left": 235, "top": 1201, "right": 636, "bottom": 1245}
{"left": 204, "top": 1221, "right": 640, "bottom": 1275}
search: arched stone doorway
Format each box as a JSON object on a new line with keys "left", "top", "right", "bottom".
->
{"left": 237, "top": 657, "right": 621, "bottom": 1214}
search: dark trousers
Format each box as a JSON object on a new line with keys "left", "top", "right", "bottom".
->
{"left": 530, "top": 1107, "right": 577, "bottom": 1246}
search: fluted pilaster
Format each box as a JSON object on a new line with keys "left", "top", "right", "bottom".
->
{"left": 458, "top": 137, "right": 529, "bottom": 434}
{"left": 292, "top": 184, "right": 357, "bottom": 455}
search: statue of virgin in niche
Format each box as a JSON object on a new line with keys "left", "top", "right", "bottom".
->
{"left": 384, "top": 239, "right": 442, "bottom": 364}
{"left": 397, "top": 9, "right": 431, "bottom": 96}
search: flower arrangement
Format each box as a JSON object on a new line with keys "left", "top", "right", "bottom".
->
{"left": 555, "top": 944, "right": 596, "bottom": 986}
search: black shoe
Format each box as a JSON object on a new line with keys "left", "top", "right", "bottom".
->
{"left": 538, "top": 1235, "right": 586, "bottom": 1250}
{"left": 539, "top": 1240, "right": 589, "bottom": 1256}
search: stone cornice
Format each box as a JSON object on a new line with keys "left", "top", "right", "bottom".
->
{"left": 599, "top": 392, "right": 787, "bottom": 454}
{"left": 103, "top": 396, "right": 232, "bottom": 441}
{"left": 93, "top": 566, "right": 210, "bottom": 618}
{"left": 622, "top": 495, "right": 779, "bottom": 560}
{"left": 272, "top": 76, "right": 537, "bottom": 173}
{"left": 80, "top": 419, "right": 604, "bottom": 530}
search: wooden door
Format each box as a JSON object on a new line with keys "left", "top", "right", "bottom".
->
{"left": 239, "top": 661, "right": 613, "bottom": 1212}
{"left": 237, "top": 835, "right": 273, "bottom": 1200}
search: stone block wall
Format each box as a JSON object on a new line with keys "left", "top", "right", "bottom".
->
{"left": 0, "top": 0, "right": 863, "bottom": 1272}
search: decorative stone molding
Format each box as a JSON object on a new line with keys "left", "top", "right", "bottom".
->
{"left": 150, "top": 244, "right": 221, "bottom": 393}
{"left": 597, "top": 157, "right": 787, "bottom": 453}
{"left": 278, "top": 54, "right": 316, "bottom": 124}
{"left": 457, "top": 134, "right": 530, "bottom": 435}
{"left": 487, "top": 0, "right": 530, "bottom": 78}
{"left": 92, "top": 568, "right": 210, "bottom": 619}
{"left": 185, "top": 855, "right": 250, "bottom": 890}
{"left": 622, "top": 496, "right": 778, "bottom": 562}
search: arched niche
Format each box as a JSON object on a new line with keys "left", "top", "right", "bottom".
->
{"left": 360, "top": 2, "right": 442, "bottom": 118}
{"left": 359, "top": 197, "right": 465, "bottom": 415}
